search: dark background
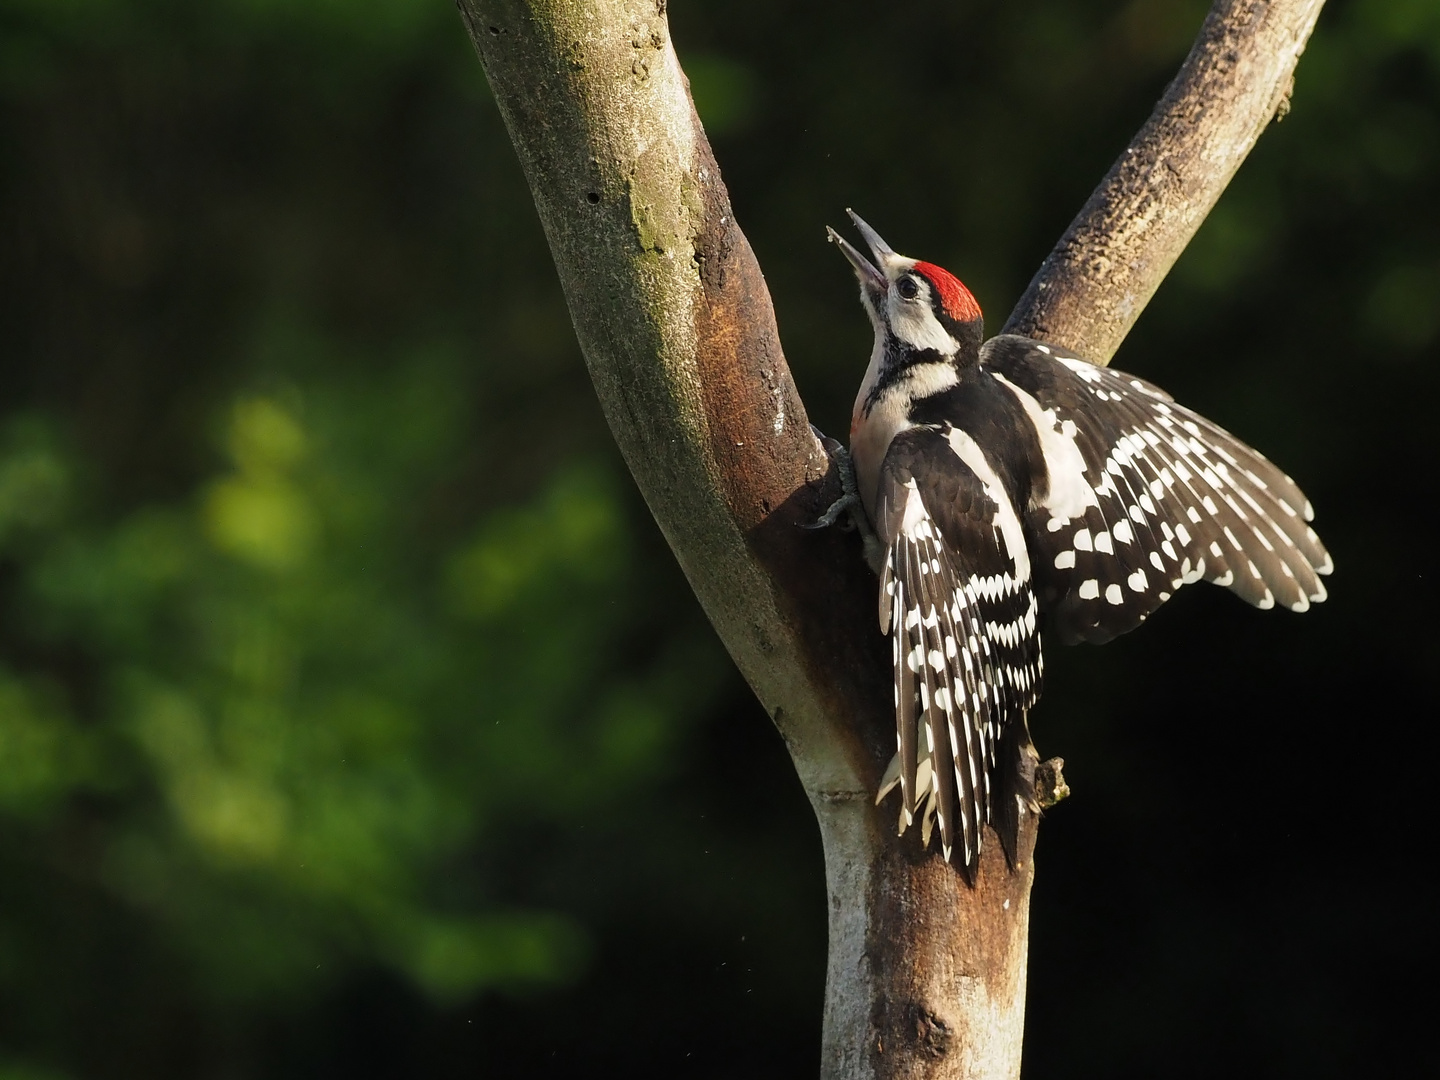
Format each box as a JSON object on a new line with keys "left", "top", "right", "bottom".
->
{"left": 1, "top": 1, "right": 1435, "bottom": 1077}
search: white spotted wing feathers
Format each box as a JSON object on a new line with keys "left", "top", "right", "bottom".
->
{"left": 873, "top": 428, "right": 1042, "bottom": 875}
{"left": 982, "top": 335, "right": 1333, "bottom": 645}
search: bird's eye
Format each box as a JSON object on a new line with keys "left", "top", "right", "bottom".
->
{"left": 896, "top": 277, "right": 920, "bottom": 300}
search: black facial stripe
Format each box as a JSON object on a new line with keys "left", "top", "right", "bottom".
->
{"left": 860, "top": 341, "right": 951, "bottom": 416}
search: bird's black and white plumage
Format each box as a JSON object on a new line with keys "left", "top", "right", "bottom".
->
{"left": 827, "top": 211, "right": 1331, "bottom": 877}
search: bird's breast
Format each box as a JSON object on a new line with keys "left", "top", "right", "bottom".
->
{"left": 850, "top": 361, "right": 963, "bottom": 522}
{"left": 850, "top": 393, "right": 909, "bottom": 522}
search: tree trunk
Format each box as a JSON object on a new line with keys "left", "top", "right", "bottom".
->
{"left": 454, "top": 1, "right": 1324, "bottom": 1075}
{"left": 815, "top": 789, "right": 1040, "bottom": 1078}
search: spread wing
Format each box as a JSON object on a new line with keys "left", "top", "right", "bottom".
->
{"left": 872, "top": 426, "right": 1042, "bottom": 874}
{"left": 981, "top": 334, "right": 1333, "bottom": 645}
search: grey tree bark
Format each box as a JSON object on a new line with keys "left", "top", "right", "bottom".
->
{"left": 1004, "top": 0, "right": 1327, "bottom": 364}
{"left": 454, "top": 1, "right": 1324, "bottom": 1076}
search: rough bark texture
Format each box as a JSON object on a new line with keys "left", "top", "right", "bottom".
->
{"left": 1003, "top": 0, "right": 1326, "bottom": 366}
{"left": 456, "top": 1, "right": 1322, "bottom": 1076}
{"left": 454, "top": 0, "right": 886, "bottom": 807}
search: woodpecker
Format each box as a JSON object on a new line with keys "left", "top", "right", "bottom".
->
{"left": 822, "top": 211, "right": 1332, "bottom": 877}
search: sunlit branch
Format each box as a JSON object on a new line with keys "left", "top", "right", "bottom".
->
{"left": 1003, "top": 0, "right": 1326, "bottom": 365}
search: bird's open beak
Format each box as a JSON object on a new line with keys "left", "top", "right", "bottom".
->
{"left": 847, "top": 210, "right": 898, "bottom": 266}
{"left": 827, "top": 209, "right": 889, "bottom": 306}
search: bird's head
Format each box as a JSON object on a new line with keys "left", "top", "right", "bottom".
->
{"left": 828, "top": 210, "right": 983, "bottom": 362}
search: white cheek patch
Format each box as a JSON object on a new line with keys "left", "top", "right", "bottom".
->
{"left": 889, "top": 294, "right": 960, "bottom": 354}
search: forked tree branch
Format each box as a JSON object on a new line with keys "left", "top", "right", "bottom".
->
{"left": 456, "top": 1, "right": 1323, "bottom": 1077}
{"left": 1004, "top": 0, "right": 1325, "bottom": 364}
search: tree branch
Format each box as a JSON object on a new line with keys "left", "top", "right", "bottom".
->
{"left": 455, "top": 0, "right": 885, "bottom": 799}
{"left": 1003, "top": 0, "right": 1326, "bottom": 365}
{"left": 456, "top": 0, "right": 1323, "bottom": 1076}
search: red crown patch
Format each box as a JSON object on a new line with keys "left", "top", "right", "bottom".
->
{"left": 914, "top": 262, "right": 981, "bottom": 323}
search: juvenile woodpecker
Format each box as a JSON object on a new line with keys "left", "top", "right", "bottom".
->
{"left": 825, "top": 211, "right": 1332, "bottom": 876}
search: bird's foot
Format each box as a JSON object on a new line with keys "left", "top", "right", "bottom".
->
{"left": 806, "top": 425, "right": 885, "bottom": 573}
{"left": 804, "top": 424, "right": 862, "bottom": 530}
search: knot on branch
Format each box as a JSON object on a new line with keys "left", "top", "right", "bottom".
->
{"left": 910, "top": 1002, "right": 954, "bottom": 1060}
{"left": 1035, "top": 756, "right": 1070, "bottom": 809}
{"left": 875, "top": 1001, "right": 954, "bottom": 1062}
{"left": 1275, "top": 74, "right": 1296, "bottom": 122}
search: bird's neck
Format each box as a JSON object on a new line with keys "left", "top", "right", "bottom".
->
{"left": 850, "top": 340, "right": 967, "bottom": 518}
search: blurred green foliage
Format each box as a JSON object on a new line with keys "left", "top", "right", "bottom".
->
{"left": 0, "top": 1, "right": 742, "bottom": 1071}
{"left": 1, "top": 0, "right": 1437, "bottom": 1077}
{"left": 0, "top": 347, "right": 718, "bottom": 1004}
{"left": 687, "top": 52, "right": 762, "bottom": 137}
